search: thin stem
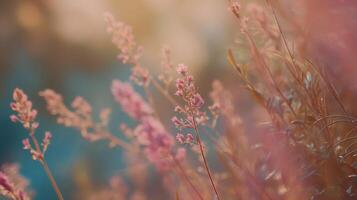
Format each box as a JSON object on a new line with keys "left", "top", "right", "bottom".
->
{"left": 29, "top": 131, "right": 64, "bottom": 200}
{"left": 192, "top": 117, "right": 221, "bottom": 200}
{"left": 39, "top": 160, "right": 64, "bottom": 200}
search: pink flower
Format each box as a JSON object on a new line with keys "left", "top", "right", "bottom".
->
{"left": 171, "top": 116, "right": 181, "bottom": 127}
{"left": 111, "top": 80, "right": 153, "bottom": 120}
{"left": 10, "top": 115, "right": 17, "bottom": 122}
{"left": 176, "top": 133, "right": 185, "bottom": 144}
{"left": 130, "top": 66, "right": 150, "bottom": 86}
{"left": 190, "top": 93, "right": 204, "bottom": 108}
{"left": 22, "top": 139, "right": 31, "bottom": 150}
{"left": 229, "top": 1, "right": 241, "bottom": 19}
{"left": 42, "top": 132, "right": 52, "bottom": 153}
{"left": 0, "top": 172, "right": 14, "bottom": 193}
{"left": 133, "top": 117, "right": 173, "bottom": 147}
{"left": 133, "top": 117, "right": 175, "bottom": 171}
{"left": 10, "top": 88, "right": 38, "bottom": 129}
{"left": 185, "top": 133, "right": 194, "bottom": 144}
{"left": 104, "top": 13, "right": 142, "bottom": 66}
{"left": 176, "top": 64, "right": 188, "bottom": 75}
{"left": 176, "top": 133, "right": 194, "bottom": 144}
{"left": 172, "top": 64, "right": 207, "bottom": 128}
{"left": 40, "top": 89, "right": 91, "bottom": 128}
{"left": 0, "top": 165, "right": 31, "bottom": 200}
{"left": 72, "top": 97, "right": 92, "bottom": 116}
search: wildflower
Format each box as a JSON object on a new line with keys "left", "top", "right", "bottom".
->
{"left": 172, "top": 64, "right": 207, "bottom": 128}
{"left": 176, "top": 133, "right": 185, "bottom": 144}
{"left": 158, "top": 46, "right": 174, "bottom": 87}
{"left": 176, "top": 64, "right": 188, "bottom": 75}
{"left": 185, "top": 133, "right": 194, "bottom": 144}
{"left": 40, "top": 89, "right": 96, "bottom": 131}
{"left": 111, "top": 80, "right": 153, "bottom": 120}
{"left": 21, "top": 138, "right": 43, "bottom": 161}
{"left": 190, "top": 93, "right": 204, "bottom": 108}
{"left": 0, "top": 164, "right": 31, "bottom": 200}
{"left": 229, "top": 1, "right": 241, "bottom": 19}
{"left": 104, "top": 12, "right": 142, "bottom": 65}
{"left": 171, "top": 116, "right": 184, "bottom": 127}
{"left": 10, "top": 88, "right": 38, "bottom": 130}
{"left": 0, "top": 172, "right": 14, "bottom": 194}
{"left": 42, "top": 132, "right": 52, "bottom": 154}
{"left": 133, "top": 117, "right": 177, "bottom": 171}
{"left": 176, "top": 133, "right": 194, "bottom": 144}
{"left": 22, "top": 139, "right": 31, "bottom": 150}
{"left": 39, "top": 89, "right": 79, "bottom": 127}
{"left": 71, "top": 96, "right": 92, "bottom": 116}
{"left": 130, "top": 66, "right": 150, "bottom": 86}
{"left": 104, "top": 13, "right": 149, "bottom": 86}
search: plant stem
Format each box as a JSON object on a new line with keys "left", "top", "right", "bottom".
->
{"left": 29, "top": 133, "right": 64, "bottom": 200}
{"left": 192, "top": 117, "right": 221, "bottom": 200}
{"left": 39, "top": 159, "right": 64, "bottom": 200}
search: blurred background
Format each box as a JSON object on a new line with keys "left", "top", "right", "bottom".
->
{"left": 0, "top": 0, "right": 236, "bottom": 199}
{"left": 1, "top": 0, "right": 357, "bottom": 199}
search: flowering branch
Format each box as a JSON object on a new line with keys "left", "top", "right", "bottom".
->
{"left": 172, "top": 64, "right": 221, "bottom": 200}
{"left": 10, "top": 88, "right": 64, "bottom": 200}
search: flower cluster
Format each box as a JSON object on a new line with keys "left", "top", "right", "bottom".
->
{"left": 172, "top": 64, "right": 208, "bottom": 138}
{"left": 10, "top": 88, "right": 38, "bottom": 130}
{"left": 104, "top": 13, "right": 149, "bottom": 86}
{"left": 104, "top": 13, "right": 142, "bottom": 65}
{"left": 158, "top": 46, "right": 174, "bottom": 87}
{"left": 133, "top": 117, "right": 178, "bottom": 170}
{"left": 175, "top": 133, "right": 194, "bottom": 144}
{"left": 0, "top": 164, "right": 31, "bottom": 200}
{"left": 228, "top": 0, "right": 241, "bottom": 19}
{"left": 39, "top": 89, "right": 115, "bottom": 144}
{"left": 111, "top": 80, "right": 153, "bottom": 120}
{"left": 9, "top": 89, "right": 53, "bottom": 161}
{"left": 112, "top": 80, "right": 185, "bottom": 170}
{"left": 39, "top": 89, "right": 91, "bottom": 129}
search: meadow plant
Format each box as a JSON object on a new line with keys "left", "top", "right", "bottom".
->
{"left": 3, "top": 0, "right": 357, "bottom": 199}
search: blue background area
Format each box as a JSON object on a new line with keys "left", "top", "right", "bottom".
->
{"left": 0, "top": 49, "right": 133, "bottom": 199}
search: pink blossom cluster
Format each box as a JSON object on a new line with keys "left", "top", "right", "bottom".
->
{"left": 175, "top": 133, "right": 194, "bottom": 144}
{"left": 40, "top": 89, "right": 118, "bottom": 145}
{"left": 229, "top": 1, "right": 241, "bottom": 19}
{"left": 0, "top": 164, "right": 31, "bottom": 200}
{"left": 172, "top": 64, "right": 208, "bottom": 142}
{"left": 104, "top": 13, "right": 142, "bottom": 65}
{"left": 10, "top": 88, "right": 38, "bottom": 130}
{"left": 104, "top": 13, "right": 149, "bottom": 86}
{"left": 112, "top": 80, "right": 185, "bottom": 170}
{"left": 158, "top": 47, "right": 174, "bottom": 87}
{"left": 39, "top": 89, "right": 92, "bottom": 129}
{"left": 22, "top": 132, "right": 52, "bottom": 161}
{"left": 111, "top": 80, "right": 153, "bottom": 120}
{"left": 134, "top": 117, "right": 177, "bottom": 170}
{"left": 9, "top": 89, "right": 53, "bottom": 161}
